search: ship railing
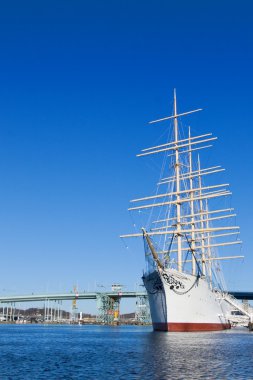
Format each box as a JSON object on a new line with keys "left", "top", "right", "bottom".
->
{"left": 222, "top": 292, "right": 253, "bottom": 321}
{"left": 228, "top": 314, "right": 250, "bottom": 326}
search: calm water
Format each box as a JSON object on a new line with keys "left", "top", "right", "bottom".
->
{"left": 0, "top": 324, "right": 253, "bottom": 379}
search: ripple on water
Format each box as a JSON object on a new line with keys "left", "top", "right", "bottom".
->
{"left": 0, "top": 325, "right": 253, "bottom": 379}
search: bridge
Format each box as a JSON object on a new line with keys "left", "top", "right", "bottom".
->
{"left": 229, "top": 292, "right": 253, "bottom": 301}
{"left": 0, "top": 291, "right": 150, "bottom": 324}
{"left": 0, "top": 291, "right": 147, "bottom": 303}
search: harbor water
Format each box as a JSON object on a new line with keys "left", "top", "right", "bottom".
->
{"left": 0, "top": 324, "right": 253, "bottom": 379}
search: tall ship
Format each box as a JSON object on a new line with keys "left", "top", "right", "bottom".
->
{"left": 121, "top": 90, "right": 245, "bottom": 332}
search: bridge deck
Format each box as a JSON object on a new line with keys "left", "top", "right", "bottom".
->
{"left": 229, "top": 292, "right": 253, "bottom": 300}
{"left": 0, "top": 291, "right": 147, "bottom": 303}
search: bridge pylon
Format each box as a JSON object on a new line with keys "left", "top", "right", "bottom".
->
{"left": 96, "top": 293, "right": 120, "bottom": 324}
{"left": 135, "top": 294, "right": 150, "bottom": 324}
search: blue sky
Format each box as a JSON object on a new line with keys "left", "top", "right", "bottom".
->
{"left": 0, "top": 0, "right": 252, "bottom": 312}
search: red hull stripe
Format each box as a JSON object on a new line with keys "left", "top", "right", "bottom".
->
{"left": 153, "top": 322, "right": 231, "bottom": 332}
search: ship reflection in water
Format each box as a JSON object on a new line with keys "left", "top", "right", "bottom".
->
{"left": 0, "top": 325, "right": 252, "bottom": 379}
{"left": 141, "top": 329, "right": 253, "bottom": 379}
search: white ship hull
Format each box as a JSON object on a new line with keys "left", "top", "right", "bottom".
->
{"left": 143, "top": 268, "right": 232, "bottom": 332}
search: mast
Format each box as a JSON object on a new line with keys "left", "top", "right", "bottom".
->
{"left": 173, "top": 89, "right": 182, "bottom": 272}
{"left": 205, "top": 198, "right": 212, "bottom": 287}
{"left": 197, "top": 155, "right": 206, "bottom": 276}
{"left": 121, "top": 91, "right": 243, "bottom": 280}
{"left": 188, "top": 127, "right": 196, "bottom": 275}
